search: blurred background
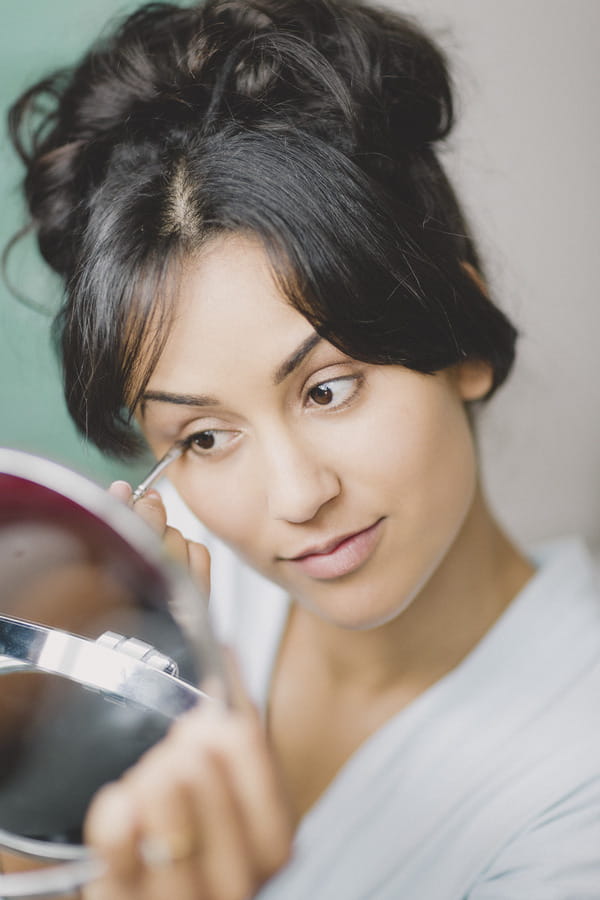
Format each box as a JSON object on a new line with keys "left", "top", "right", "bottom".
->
{"left": 0, "top": 0, "right": 151, "bottom": 487}
{"left": 1, "top": 0, "right": 599, "bottom": 550}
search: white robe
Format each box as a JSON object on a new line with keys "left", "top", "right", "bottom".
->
{"left": 163, "top": 483, "right": 600, "bottom": 899}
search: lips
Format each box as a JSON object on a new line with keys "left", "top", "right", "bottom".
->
{"left": 284, "top": 519, "right": 384, "bottom": 580}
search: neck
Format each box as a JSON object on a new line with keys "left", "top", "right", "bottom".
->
{"left": 290, "top": 487, "right": 534, "bottom": 699}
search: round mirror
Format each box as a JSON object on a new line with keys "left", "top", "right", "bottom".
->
{"left": 0, "top": 448, "right": 227, "bottom": 896}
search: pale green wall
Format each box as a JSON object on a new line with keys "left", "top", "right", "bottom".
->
{"left": 0, "top": 0, "right": 154, "bottom": 485}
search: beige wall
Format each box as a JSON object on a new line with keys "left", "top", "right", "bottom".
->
{"left": 395, "top": 0, "right": 600, "bottom": 551}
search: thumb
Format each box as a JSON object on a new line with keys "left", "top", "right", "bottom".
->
{"left": 108, "top": 480, "right": 133, "bottom": 504}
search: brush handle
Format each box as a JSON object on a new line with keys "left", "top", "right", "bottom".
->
{"left": 131, "top": 444, "right": 185, "bottom": 503}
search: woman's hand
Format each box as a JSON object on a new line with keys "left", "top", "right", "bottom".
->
{"left": 81, "top": 484, "right": 294, "bottom": 899}
{"left": 82, "top": 693, "right": 293, "bottom": 900}
{"left": 108, "top": 481, "right": 211, "bottom": 597}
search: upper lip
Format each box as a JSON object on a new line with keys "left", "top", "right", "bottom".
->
{"left": 284, "top": 520, "right": 381, "bottom": 560}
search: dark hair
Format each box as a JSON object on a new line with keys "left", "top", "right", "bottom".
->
{"left": 7, "top": 0, "right": 517, "bottom": 458}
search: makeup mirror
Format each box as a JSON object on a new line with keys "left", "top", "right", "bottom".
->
{"left": 0, "top": 448, "right": 227, "bottom": 897}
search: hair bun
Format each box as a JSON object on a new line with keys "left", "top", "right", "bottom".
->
{"left": 195, "top": 0, "right": 454, "bottom": 152}
{"left": 371, "top": 17, "right": 454, "bottom": 149}
{"left": 8, "top": 0, "right": 455, "bottom": 279}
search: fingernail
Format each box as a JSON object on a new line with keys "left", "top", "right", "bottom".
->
{"left": 109, "top": 480, "right": 132, "bottom": 502}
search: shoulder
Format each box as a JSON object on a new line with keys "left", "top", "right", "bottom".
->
{"left": 459, "top": 538, "right": 600, "bottom": 896}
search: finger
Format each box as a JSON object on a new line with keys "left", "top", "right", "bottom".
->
{"left": 126, "top": 728, "right": 253, "bottom": 900}
{"left": 136, "top": 778, "right": 203, "bottom": 900}
{"left": 162, "top": 525, "right": 191, "bottom": 568}
{"left": 186, "top": 742, "right": 259, "bottom": 900}
{"left": 172, "top": 705, "right": 293, "bottom": 885}
{"left": 163, "top": 528, "right": 211, "bottom": 600}
{"left": 207, "top": 712, "right": 294, "bottom": 880}
{"left": 83, "top": 869, "right": 143, "bottom": 900}
{"left": 108, "top": 481, "right": 133, "bottom": 504}
{"left": 222, "top": 647, "right": 257, "bottom": 716}
{"left": 84, "top": 783, "right": 142, "bottom": 887}
{"left": 187, "top": 540, "right": 211, "bottom": 599}
{"left": 132, "top": 490, "right": 167, "bottom": 536}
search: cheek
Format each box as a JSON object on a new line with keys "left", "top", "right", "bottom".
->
{"left": 372, "top": 388, "right": 478, "bottom": 534}
{"left": 170, "top": 462, "right": 265, "bottom": 554}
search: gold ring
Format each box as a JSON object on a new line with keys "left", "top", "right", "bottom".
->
{"left": 139, "top": 831, "right": 196, "bottom": 867}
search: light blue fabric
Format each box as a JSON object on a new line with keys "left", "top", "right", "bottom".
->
{"left": 163, "top": 484, "right": 600, "bottom": 898}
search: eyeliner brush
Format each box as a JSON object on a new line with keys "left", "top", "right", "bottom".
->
{"left": 131, "top": 442, "right": 186, "bottom": 504}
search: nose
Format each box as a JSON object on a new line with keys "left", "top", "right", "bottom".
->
{"left": 262, "top": 431, "right": 340, "bottom": 524}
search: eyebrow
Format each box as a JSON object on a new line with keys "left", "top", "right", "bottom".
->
{"left": 141, "top": 332, "right": 323, "bottom": 410}
{"left": 141, "top": 391, "right": 220, "bottom": 410}
{"left": 273, "top": 332, "right": 322, "bottom": 385}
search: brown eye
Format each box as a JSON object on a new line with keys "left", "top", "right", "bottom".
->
{"left": 190, "top": 431, "right": 215, "bottom": 450}
{"left": 309, "top": 384, "right": 334, "bottom": 405}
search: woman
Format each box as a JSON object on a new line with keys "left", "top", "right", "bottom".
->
{"left": 7, "top": 0, "right": 600, "bottom": 897}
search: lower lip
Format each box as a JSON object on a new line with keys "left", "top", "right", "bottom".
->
{"left": 287, "top": 519, "right": 384, "bottom": 580}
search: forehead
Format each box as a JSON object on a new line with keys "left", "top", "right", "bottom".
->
{"left": 148, "top": 233, "right": 314, "bottom": 393}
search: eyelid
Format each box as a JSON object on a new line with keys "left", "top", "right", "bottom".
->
{"left": 176, "top": 410, "right": 240, "bottom": 439}
{"left": 182, "top": 427, "right": 242, "bottom": 458}
{"left": 303, "top": 361, "right": 358, "bottom": 391}
{"left": 304, "top": 372, "right": 363, "bottom": 409}
{"left": 180, "top": 417, "right": 228, "bottom": 437}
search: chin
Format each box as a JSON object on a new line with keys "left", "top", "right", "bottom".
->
{"left": 298, "top": 580, "right": 416, "bottom": 631}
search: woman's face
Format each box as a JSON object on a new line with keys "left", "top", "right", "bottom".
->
{"left": 140, "top": 234, "right": 490, "bottom": 630}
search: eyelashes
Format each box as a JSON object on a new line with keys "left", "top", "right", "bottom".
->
{"left": 180, "top": 373, "right": 364, "bottom": 459}
{"left": 306, "top": 374, "right": 361, "bottom": 410}
{"left": 181, "top": 429, "right": 234, "bottom": 456}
